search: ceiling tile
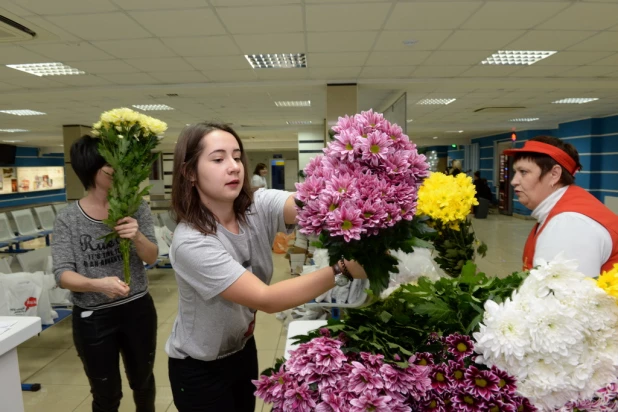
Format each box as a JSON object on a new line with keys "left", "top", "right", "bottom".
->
{"left": 365, "top": 51, "right": 431, "bottom": 66}
{"left": 589, "top": 53, "right": 618, "bottom": 66}
{"left": 255, "top": 68, "right": 308, "bottom": 80}
{"left": 124, "top": 57, "right": 195, "bottom": 72}
{"left": 22, "top": 42, "right": 114, "bottom": 62}
{"left": 161, "top": 36, "right": 239, "bottom": 57}
{"left": 411, "top": 66, "right": 470, "bottom": 77}
{"left": 44, "top": 13, "right": 151, "bottom": 40}
{"left": 542, "top": 3, "right": 618, "bottom": 30}
{"left": 17, "top": 0, "right": 118, "bottom": 14}
{"left": 505, "top": 30, "right": 598, "bottom": 51}
{"left": 306, "top": 52, "right": 368, "bottom": 68}
{"left": 148, "top": 71, "right": 209, "bottom": 84}
{"left": 69, "top": 60, "right": 141, "bottom": 74}
{"left": 462, "top": 2, "right": 570, "bottom": 30}
{"left": 114, "top": 0, "right": 210, "bottom": 10}
{"left": 422, "top": 51, "right": 490, "bottom": 66}
{"left": 0, "top": 46, "right": 53, "bottom": 65}
{"left": 98, "top": 73, "right": 160, "bottom": 85}
{"left": 211, "top": 0, "right": 300, "bottom": 5}
{"left": 186, "top": 55, "right": 249, "bottom": 70}
{"left": 216, "top": 5, "right": 303, "bottom": 34}
{"left": 508, "top": 66, "right": 573, "bottom": 77}
{"left": 3, "top": 76, "right": 64, "bottom": 88}
{"left": 202, "top": 69, "right": 257, "bottom": 82}
{"left": 373, "top": 31, "right": 452, "bottom": 51}
{"left": 306, "top": 3, "right": 391, "bottom": 32}
{"left": 360, "top": 66, "right": 414, "bottom": 79}
{"left": 459, "top": 65, "right": 521, "bottom": 77}
{"left": 92, "top": 39, "right": 176, "bottom": 59}
{"left": 535, "top": 51, "right": 612, "bottom": 66}
{"left": 234, "top": 33, "right": 305, "bottom": 54}
{"left": 568, "top": 32, "right": 618, "bottom": 51}
{"left": 129, "top": 9, "right": 226, "bottom": 37}
{"left": 440, "top": 30, "right": 525, "bottom": 51}
{"left": 50, "top": 75, "right": 114, "bottom": 86}
{"left": 308, "top": 32, "right": 379, "bottom": 53}
{"left": 386, "top": 2, "right": 482, "bottom": 30}
{"left": 309, "top": 67, "right": 362, "bottom": 80}
{"left": 558, "top": 66, "right": 618, "bottom": 77}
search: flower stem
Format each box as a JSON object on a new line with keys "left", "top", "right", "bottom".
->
{"left": 119, "top": 238, "right": 131, "bottom": 285}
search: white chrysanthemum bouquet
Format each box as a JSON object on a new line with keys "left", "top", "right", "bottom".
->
{"left": 473, "top": 254, "right": 618, "bottom": 410}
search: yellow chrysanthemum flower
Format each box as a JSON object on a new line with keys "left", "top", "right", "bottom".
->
{"left": 597, "top": 264, "right": 618, "bottom": 299}
{"left": 417, "top": 172, "right": 478, "bottom": 228}
{"left": 93, "top": 108, "right": 167, "bottom": 137}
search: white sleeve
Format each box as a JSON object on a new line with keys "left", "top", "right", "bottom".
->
{"left": 251, "top": 175, "right": 264, "bottom": 187}
{"left": 534, "top": 212, "right": 612, "bottom": 277}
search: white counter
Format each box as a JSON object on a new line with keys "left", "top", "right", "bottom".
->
{"left": 284, "top": 320, "right": 327, "bottom": 359}
{"left": 0, "top": 316, "right": 42, "bottom": 412}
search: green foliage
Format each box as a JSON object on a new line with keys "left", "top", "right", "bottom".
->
{"left": 431, "top": 219, "right": 487, "bottom": 277}
{"left": 293, "top": 262, "right": 528, "bottom": 361}
{"left": 313, "top": 215, "right": 437, "bottom": 296}
{"left": 96, "top": 123, "right": 161, "bottom": 284}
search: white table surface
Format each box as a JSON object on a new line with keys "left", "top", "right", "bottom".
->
{"left": 284, "top": 320, "right": 327, "bottom": 359}
{"left": 0, "top": 316, "right": 41, "bottom": 356}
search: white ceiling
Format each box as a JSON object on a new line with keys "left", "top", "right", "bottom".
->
{"left": 1, "top": 0, "right": 618, "bottom": 150}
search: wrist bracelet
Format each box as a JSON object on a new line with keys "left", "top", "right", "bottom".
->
{"left": 339, "top": 256, "right": 353, "bottom": 280}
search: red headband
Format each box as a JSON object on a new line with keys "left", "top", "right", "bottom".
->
{"left": 503, "top": 141, "right": 579, "bottom": 176}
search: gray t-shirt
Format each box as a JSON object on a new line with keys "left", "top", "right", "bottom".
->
{"left": 52, "top": 200, "right": 157, "bottom": 310}
{"left": 165, "top": 189, "right": 292, "bottom": 361}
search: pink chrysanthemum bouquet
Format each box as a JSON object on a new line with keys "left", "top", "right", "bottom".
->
{"left": 295, "top": 110, "right": 433, "bottom": 295}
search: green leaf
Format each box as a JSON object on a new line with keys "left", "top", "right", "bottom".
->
{"left": 412, "top": 300, "right": 453, "bottom": 321}
{"left": 379, "top": 311, "right": 393, "bottom": 323}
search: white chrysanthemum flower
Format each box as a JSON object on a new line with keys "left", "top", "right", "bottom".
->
{"left": 474, "top": 300, "right": 529, "bottom": 360}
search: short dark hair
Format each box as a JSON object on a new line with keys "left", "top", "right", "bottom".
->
{"left": 70, "top": 135, "right": 107, "bottom": 190}
{"left": 474, "top": 171, "right": 481, "bottom": 179}
{"left": 513, "top": 135, "right": 582, "bottom": 186}
{"left": 253, "top": 163, "right": 266, "bottom": 175}
{"left": 171, "top": 122, "right": 253, "bottom": 235}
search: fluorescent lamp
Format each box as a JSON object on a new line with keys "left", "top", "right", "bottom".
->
{"left": 6, "top": 62, "right": 85, "bottom": 76}
{"left": 275, "top": 101, "right": 311, "bottom": 107}
{"left": 510, "top": 118, "right": 539, "bottom": 122}
{"left": 417, "top": 98, "right": 456, "bottom": 105}
{"left": 0, "top": 110, "right": 46, "bottom": 116}
{"left": 481, "top": 50, "right": 556, "bottom": 65}
{"left": 245, "top": 53, "right": 307, "bottom": 69}
{"left": 286, "top": 120, "right": 313, "bottom": 125}
{"left": 0, "top": 129, "right": 28, "bottom": 132}
{"left": 552, "top": 98, "right": 599, "bottom": 104}
{"left": 132, "top": 104, "right": 174, "bottom": 111}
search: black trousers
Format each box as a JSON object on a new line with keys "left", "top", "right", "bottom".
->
{"left": 72, "top": 294, "right": 158, "bottom": 412}
{"left": 168, "top": 337, "right": 258, "bottom": 412}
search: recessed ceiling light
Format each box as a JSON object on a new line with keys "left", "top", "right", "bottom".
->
{"left": 510, "top": 118, "right": 539, "bottom": 122}
{"left": 2, "top": 139, "right": 25, "bottom": 143}
{"left": 552, "top": 98, "right": 599, "bottom": 104}
{"left": 402, "top": 40, "right": 418, "bottom": 46}
{"left": 433, "top": 136, "right": 439, "bottom": 140}
{"left": 0, "top": 110, "right": 46, "bottom": 116}
{"left": 0, "top": 129, "right": 28, "bottom": 132}
{"left": 286, "top": 120, "right": 313, "bottom": 125}
{"left": 481, "top": 50, "right": 556, "bottom": 65}
{"left": 275, "top": 101, "right": 311, "bottom": 107}
{"left": 6, "top": 62, "right": 85, "bottom": 76}
{"left": 446, "top": 130, "right": 464, "bottom": 133}
{"left": 417, "top": 98, "right": 456, "bottom": 105}
{"left": 406, "top": 119, "right": 414, "bottom": 123}
{"left": 132, "top": 104, "right": 174, "bottom": 111}
{"left": 245, "top": 54, "right": 307, "bottom": 69}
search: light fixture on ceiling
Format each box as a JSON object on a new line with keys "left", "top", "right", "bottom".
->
{"left": 402, "top": 40, "right": 418, "bottom": 47}
{"left": 510, "top": 118, "right": 539, "bottom": 122}
{"left": 406, "top": 119, "right": 413, "bottom": 123}
{"left": 132, "top": 104, "right": 174, "bottom": 111}
{"left": 6, "top": 62, "right": 85, "bottom": 76}
{"left": 0, "top": 129, "right": 29, "bottom": 132}
{"left": 446, "top": 130, "right": 464, "bottom": 133}
{"left": 552, "top": 98, "right": 599, "bottom": 104}
{"left": 286, "top": 120, "right": 313, "bottom": 125}
{"left": 245, "top": 53, "right": 307, "bottom": 69}
{"left": 275, "top": 101, "right": 311, "bottom": 107}
{"left": 480, "top": 50, "right": 556, "bottom": 65}
{"left": 0, "top": 110, "right": 46, "bottom": 116}
{"left": 2, "top": 139, "right": 25, "bottom": 143}
{"left": 433, "top": 136, "right": 438, "bottom": 140}
{"left": 417, "top": 98, "right": 456, "bottom": 105}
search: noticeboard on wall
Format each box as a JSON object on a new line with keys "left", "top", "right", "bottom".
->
{"left": 0, "top": 167, "right": 18, "bottom": 194}
{"left": 16, "top": 166, "right": 65, "bottom": 193}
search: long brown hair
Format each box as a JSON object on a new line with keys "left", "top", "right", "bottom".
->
{"left": 171, "top": 122, "right": 253, "bottom": 235}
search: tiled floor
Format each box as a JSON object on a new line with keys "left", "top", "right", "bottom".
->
{"left": 15, "top": 213, "right": 534, "bottom": 412}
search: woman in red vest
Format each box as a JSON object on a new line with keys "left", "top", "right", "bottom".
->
{"left": 504, "top": 135, "right": 618, "bottom": 277}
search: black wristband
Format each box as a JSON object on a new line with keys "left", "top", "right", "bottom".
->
{"left": 339, "top": 256, "right": 353, "bottom": 281}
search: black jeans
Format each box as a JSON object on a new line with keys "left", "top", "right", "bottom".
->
{"left": 168, "top": 337, "right": 258, "bottom": 412}
{"left": 72, "top": 294, "right": 158, "bottom": 412}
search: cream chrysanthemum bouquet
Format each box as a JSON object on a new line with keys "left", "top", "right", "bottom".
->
{"left": 92, "top": 108, "right": 167, "bottom": 284}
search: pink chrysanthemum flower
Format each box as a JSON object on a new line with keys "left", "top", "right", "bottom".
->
{"left": 348, "top": 361, "right": 385, "bottom": 393}
{"left": 464, "top": 366, "right": 500, "bottom": 401}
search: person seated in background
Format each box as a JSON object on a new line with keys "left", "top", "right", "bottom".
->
{"left": 250, "top": 162, "right": 267, "bottom": 189}
{"left": 473, "top": 171, "right": 493, "bottom": 203}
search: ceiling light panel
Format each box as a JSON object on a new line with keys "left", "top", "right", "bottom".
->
{"left": 417, "top": 98, "right": 456, "bottom": 105}
{"left": 132, "top": 104, "right": 174, "bottom": 111}
{"left": 510, "top": 118, "right": 539, "bottom": 122}
{"left": 552, "top": 98, "right": 599, "bottom": 104}
{"left": 286, "top": 120, "right": 313, "bottom": 125}
{"left": 275, "top": 101, "right": 311, "bottom": 107}
{"left": 0, "top": 110, "right": 46, "bottom": 116}
{"left": 245, "top": 54, "right": 307, "bottom": 69}
{"left": 6, "top": 62, "right": 85, "bottom": 76}
{"left": 481, "top": 51, "right": 556, "bottom": 65}
{"left": 0, "top": 129, "right": 29, "bottom": 132}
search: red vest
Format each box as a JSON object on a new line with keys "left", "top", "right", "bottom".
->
{"left": 523, "top": 185, "right": 618, "bottom": 274}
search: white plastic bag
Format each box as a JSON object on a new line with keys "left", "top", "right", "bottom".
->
{"left": 0, "top": 272, "right": 43, "bottom": 317}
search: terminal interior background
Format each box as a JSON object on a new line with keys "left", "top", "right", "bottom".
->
{"left": 0, "top": 0, "right": 617, "bottom": 411}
